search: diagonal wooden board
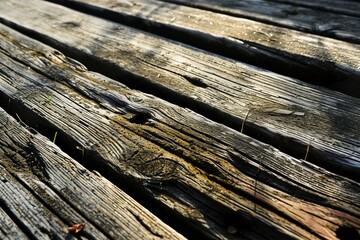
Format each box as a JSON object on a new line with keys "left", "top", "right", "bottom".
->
{"left": 0, "top": 114, "right": 185, "bottom": 239}
{"left": 158, "top": 0, "right": 360, "bottom": 44}
{"left": 43, "top": 0, "right": 360, "bottom": 97}
{"left": 1, "top": 24, "right": 360, "bottom": 239}
{"left": 0, "top": 0, "right": 359, "bottom": 181}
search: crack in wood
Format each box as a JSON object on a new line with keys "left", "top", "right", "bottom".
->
{"left": 0, "top": 10, "right": 359, "bottom": 239}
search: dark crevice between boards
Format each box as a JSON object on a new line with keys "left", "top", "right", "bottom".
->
{"left": 145, "top": 179, "right": 294, "bottom": 240}
{"left": 226, "top": 150, "right": 329, "bottom": 205}
{"left": 45, "top": 0, "right": 360, "bottom": 98}
{"left": 211, "top": 153, "right": 360, "bottom": 227}
{"left": 0, "top": 98, "right": 205, "bottom": 240}
{"left": 158, "top": 0, "right": 360, "bottom": 45}
{"left": 266, "top": 0, "right": 360, "bottom": 18}
{"left": 204, "top": 174, "right": 325, "bottom": 240}
{"left": 139, "top": 179, "right": 247, "bottom": 239}
{"left": 0, "top": 19, "right": 358, "bottom": 183}
{"left": 0, "top": 198, "right": 37, "bottom": 240}
{"left": 136, "top": 120, "right": 357, "bottom": 216}
{"left": 336, "top": 225, "right": 360, "bottom": 240}
{"left": 7, "top": 168, "right": 111, "bottom": 240}
{"left": 0, "top": 64, "right": 314, "bottom": 239}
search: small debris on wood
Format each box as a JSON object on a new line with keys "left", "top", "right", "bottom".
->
{"left": 67, "top": 223, "right": 86, "bottom": 234}
{"left": 53, "top": 131, "right": 58, "bottom": 144}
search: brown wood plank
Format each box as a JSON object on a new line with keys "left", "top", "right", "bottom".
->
{"left": 0, "top": 108, "right": 185, "bottom": 240}
{"left": 39, "top": 0, "right": 360, "bottom": 98}
{"left": 158, "top": 0, "right": 360, "bottom": 44}
{"left": 267, "top": 0, "right": 360, "bottom": 18}
{"left": 0, "top": 0, "right": 359, "bottom": 181}
{"left": 1, "top": 24, "right": 360, "bottom": 240}
{"left": 0, "top": 208, "right": 29, "bottom": 240}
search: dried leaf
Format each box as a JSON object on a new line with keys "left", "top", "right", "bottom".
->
{"left": 68, "top": 223, "right": 85, "bottom": 234}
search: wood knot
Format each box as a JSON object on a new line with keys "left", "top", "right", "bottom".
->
{"left": 60, "top": 21, "right": 81, "bottom": 28}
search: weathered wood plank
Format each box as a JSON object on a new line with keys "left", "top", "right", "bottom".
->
{"left": 1, "top": 24, "right": 360, "bottom": 239}
{"left": 0, "top": 0, "right": 359, "bottom": 181}
{"left": 0, "top": 165, "right": 79, "bottom": 239}
{"left": 158, "top": 0, "right": 360, "bottom": 44}
{"left": 0, "top": 207, "right": 29, "bottom": 240}
{"left": 267, "top": 0, "right": 360, "bottom": 18}
{"left": 0, "top": 109, "right": 185, "bottom": 240}
{"left": 0, "top": 32, "right": 306, "bottom": 240}
{"left": 41, "top": 0, "right": 360, "bottom": 97}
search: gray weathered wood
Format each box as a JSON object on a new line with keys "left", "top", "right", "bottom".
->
{"left": 158, "top": 0, "right": 360, "bottom": 44}
{"left": 40, "top": 0, "right": 360, "bottom": 97}
{"left": 0, "top": 113, "right": 184, "bottom": 239}
{"left": 0, "top": 0, "right": 359, "bottom": 181}
{"left": 267, "top": 0, "right": 360, "bottom": 18}
{"left": 0, "top": 207, "right": 29, "bottom": 240}
{"left": 1, "top": 24, "right": 360, "bottom": 239}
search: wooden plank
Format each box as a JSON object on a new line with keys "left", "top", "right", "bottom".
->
{"left": 0, "top": 208, "right": 29, "bottom": 240}
{"left": 0, "top": 165, "right": 80, "bottom": 239}
{"left": 0, "top": 109, "right": 185, "bottom": 240}
{"left": 158, "top": 0, "right": 360, "bottom": 44}
{"left": 1, "top": 24, "right": 360, "bottom": 240}
{"left": 0, "top": 0, "right": 359, "bottom": 181}
{"left": 40, "top": 0, "right": 360, "bottom": 97}
{"left": 267, "top": 0, "right": 360, "bottom": 18}
{"left": 0, "top": 28, "right": 305, "bottom": 240}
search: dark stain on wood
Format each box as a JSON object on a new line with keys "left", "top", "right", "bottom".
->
{"left": 182, "top": 75, "right": 208, "bottom": 88}
{"left": 60, "top": 21, "right": 81, "bottom": 28}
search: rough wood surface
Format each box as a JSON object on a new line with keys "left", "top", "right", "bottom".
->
{"left": 0, "top": 0, "right": 359, "bottom": 181}
{"left": 158, "top": 0, "right": 360, "bottom": 44}
{"left": 1, "top": 24, "right": 360, "bottom": 240}
{"left": 267, "top": 0, "right": 360, "bottom": 18}
{"left": 40, "top": 0, "right": 360, "bottom": 98}
{"left": 0, "top": 108, "right": 185, "bottom": 240}
{"left": 0, "top": 207, "right": 29, "bottom": 240}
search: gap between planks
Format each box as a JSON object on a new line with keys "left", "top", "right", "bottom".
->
{"left": 158, "top": 0, "right": 360, "bottom": 44}
{"left": 0, "top": 108, "right": 185, "bottom": 240}
{"left": 0, "top": 23, "right": 360, "bottom": 239}
{"left": 0, "top": 0, "right": 359, "bottom": 182}
{"left": 44, "top": 0, "right": 360, "bottom": 98}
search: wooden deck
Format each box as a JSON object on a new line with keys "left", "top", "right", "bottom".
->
{"left": 0, "top": 0, "right": 359, "bottom": 239}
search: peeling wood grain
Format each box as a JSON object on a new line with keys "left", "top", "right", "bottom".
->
{"left": 0, "top": 1, "right": 359, "bottom": 181}
{"left": 0, "top": 25, "right": 359, "bottom": 240}
{"left": 158, "top": 0, "right": 360, "bottom": 44}
{"left": 0, "top": 109, "right": 185, "bottom": 240}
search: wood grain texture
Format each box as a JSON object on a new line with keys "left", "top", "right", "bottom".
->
{"left": 0, "top": 168, "right": 66, "bottom": 240}
{"left": 0, "top": 108, "right": 185, "bottom": 240}
{"left": 267, "top": 0, "right": 360, "bottom": 18}
{"left": 158, "top": 0, "right": 360, "bottom": 44}
{"left": 42, "top": 0, "right": 360, "bottom": 97}
{"left": 0, "top": 0, "right": 359, "bottom": 181}
{"left": 0, "top": 24, "right": 359, "bottom": 240}
{"left": 0, "top": 207, "right": 29, "bottom": 240}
